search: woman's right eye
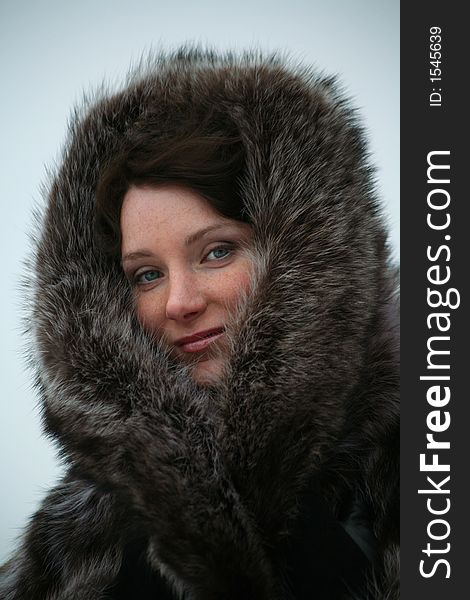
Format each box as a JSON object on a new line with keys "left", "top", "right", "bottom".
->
{"left": 134, "top": 269, "right": 163, "bottom": 286}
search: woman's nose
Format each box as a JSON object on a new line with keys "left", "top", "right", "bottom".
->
{"left": 165, "top": 274, "right": 207, "bottom": 322}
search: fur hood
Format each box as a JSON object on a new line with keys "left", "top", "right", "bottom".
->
{"left": 1, "top": 48, "right": 399, "bottom": 599}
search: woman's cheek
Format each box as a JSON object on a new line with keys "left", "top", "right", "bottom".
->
{"left": 136, "top": 292, "right": 164, "bottom": 334}
{"left": 222, "top": 261, "right": 253, "bottom": 303}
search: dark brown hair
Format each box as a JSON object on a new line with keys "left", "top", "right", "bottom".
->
{"left": 94, "top": 115, "right": 247, "bottom": 259}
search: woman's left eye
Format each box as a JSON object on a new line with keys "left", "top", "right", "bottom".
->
{"left": 205, "top": 245, "right": 233, "bottom": 261}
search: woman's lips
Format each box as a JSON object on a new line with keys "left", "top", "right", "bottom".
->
{"left": 175, "top": 328, "right": 225, "bottom": 353}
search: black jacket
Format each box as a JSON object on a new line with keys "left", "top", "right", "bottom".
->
{"left": 0, "top": 47, "right": 399, "bottom": 599}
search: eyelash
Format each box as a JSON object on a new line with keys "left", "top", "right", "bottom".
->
{"left": 133, "top": 270, "right": 163, "bottom": 285}
{"left": 205, "top": 244, "right": 234, "bottom": 261}
{"left": 131, "top": 244, "right": 236, "bottom": 287}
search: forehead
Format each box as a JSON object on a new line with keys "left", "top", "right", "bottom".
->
{"left": 120, "top": 184, "right": 250, "bottom": 255}
{"left": 121, "top": 184, "right": 221, "bottom": 222}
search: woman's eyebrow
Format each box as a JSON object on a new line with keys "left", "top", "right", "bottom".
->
{"left": 121, "top": 250, "right": 154, "bottom": 264}
{"left": 183, "top": 224, "right": 229, "bottom": 246}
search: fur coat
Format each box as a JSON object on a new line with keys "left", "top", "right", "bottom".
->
{"left": 0, "top": 48, "right": 399, "bottom": 599}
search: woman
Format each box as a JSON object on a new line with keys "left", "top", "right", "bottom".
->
{"left": 0, "top": 48, "right": 399, "bottom": 599}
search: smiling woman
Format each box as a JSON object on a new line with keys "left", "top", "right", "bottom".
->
{"left": 120, "top": 185, "right": 253, "bottom": 384}
{"left": 0, "top": 48, "right": 399, "bottom": 600}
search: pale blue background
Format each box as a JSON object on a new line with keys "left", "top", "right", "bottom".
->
{"left": 0, "top": 0, "right": 399, "bottom": 563}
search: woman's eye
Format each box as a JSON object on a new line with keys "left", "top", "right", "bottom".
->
{"left": 134, "top": 270, "right": 163, "bottom": 285}
{"left": 206, "top": 245, "right": 233, "bottom": 261}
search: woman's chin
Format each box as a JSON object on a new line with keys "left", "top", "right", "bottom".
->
{"left": 191, "top": 357, "right": 224, "bottom": 386}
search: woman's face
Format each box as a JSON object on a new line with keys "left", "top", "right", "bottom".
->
{"left": 120, "top": 184, "right": 252, "bottom": 384}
